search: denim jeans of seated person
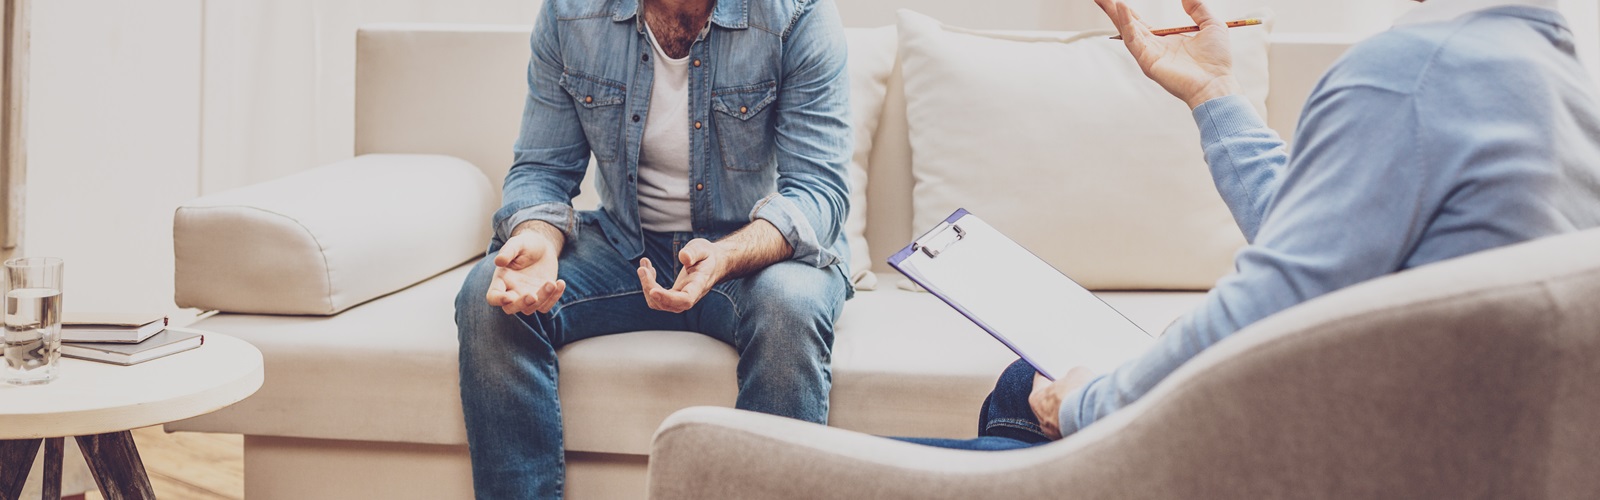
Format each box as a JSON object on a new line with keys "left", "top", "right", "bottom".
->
{"left": 455, "top": 212, "right": 848, "bottom": 500}
{"left": 894, "top": 359, "right": 1052, "bottom": 451}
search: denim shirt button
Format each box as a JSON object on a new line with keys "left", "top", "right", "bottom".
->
{"left": 692, "top": 59, "right": 701, "bottom": 67}
{"left": 695, "top": 183, "right": 705, "bottom": 191}
{"left": 641, "top": 53, "right": 650, "bottom": 63}
{"left": 632, "top": 114, "right": 641, "bottom": 122}
{"left": 693, "top": 121, "right": 702, "bottom": 130}
{"left": 627, "top": 173, "right": 636, "bottom": 182}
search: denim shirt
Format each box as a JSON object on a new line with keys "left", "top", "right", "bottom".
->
{"left": 1061, "top": 5, "right": 1600, "bottom": 435}
{"left": 492, "top": 0, "right": 853, "bottom": 271}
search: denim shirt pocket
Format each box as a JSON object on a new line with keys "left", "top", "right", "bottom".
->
{"left": 559, "top": 71, "right": 627, "bottom": 163}
{"left": 711, "top": 81, "right": 779, "bottom": 172}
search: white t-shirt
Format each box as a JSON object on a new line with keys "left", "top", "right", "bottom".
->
{"left": 637, "top": 23, "right": 694, "bottom": 233}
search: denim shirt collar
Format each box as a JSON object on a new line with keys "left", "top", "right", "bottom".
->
{"left": 612, "top": 0, "right": 749, "bottom": 30}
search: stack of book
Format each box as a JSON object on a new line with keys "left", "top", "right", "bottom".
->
{"left": 59, "top": 313, "right": 204, "bottom": 365}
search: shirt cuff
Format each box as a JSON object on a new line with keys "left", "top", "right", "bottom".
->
{"left": 496, "top": 202, "right": 578, "bottom": 244}
{"left": 1057, "top": 374, "right": 1107, "bottom": 438}
{"left": 1193, "top": 94, "right": 1269, "bottom": 150}
{"left": 749, "top": 193, "right": 839, "bottom": 269}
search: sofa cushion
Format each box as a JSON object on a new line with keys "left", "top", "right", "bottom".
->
{"left": 169, "top": 264, "right": 1203, "bottom": 454}
{"left": 842, "top": 26, "right": 898, "bottom": 291}
{"left": 174, "top": 154, "right": 495, "bottom": 315}
{"left": 895, "top": 10, "right": 1269, "bottom": 290}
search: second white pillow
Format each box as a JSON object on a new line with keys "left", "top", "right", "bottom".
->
{"left": 897, "top": 9, "right": 1268, "bottom": 290}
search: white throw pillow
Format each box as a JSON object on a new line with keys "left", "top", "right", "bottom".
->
{"left": 842, "top": 26, "right": 897, "bottom": 291}
{"left": 896, "top": 10, "right": 1268, "bottom": 290}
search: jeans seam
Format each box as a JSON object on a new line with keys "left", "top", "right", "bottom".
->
{"left": 988, "top": 418, "right": 1042, "bottom": 434}
{"left": 549, "top": 290, "right": 642, "bottom": 316}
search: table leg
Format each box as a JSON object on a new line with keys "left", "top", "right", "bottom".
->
{"left": 42, "top": 438, "right": 62, "bottom": 500}
{"left": 0, "top": 438, "right": 43, "bottom": 500}
{"left": 74, "top": 432, "right": 153, "bottom": 500}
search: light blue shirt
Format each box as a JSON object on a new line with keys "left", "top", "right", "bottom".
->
{"left": 1061, "top": 5, "right": 1600, "bottom": 435}
{"left": 493, "top": 0, "right": 852, "bottom": 270}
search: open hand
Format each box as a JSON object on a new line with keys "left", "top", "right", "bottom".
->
{"left": 1094, "top": 0, "right": 1242, "bottom": 109}
{"left": 638, "top": 239, "right": 727, "bottom": 313}
{"left": 1030, "top": 367, "right": 1097, "bottom": 440}
{"left": 486, "top": 231, "right": 566, "bottom": 316}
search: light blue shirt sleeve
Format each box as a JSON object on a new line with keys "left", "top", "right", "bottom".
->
{"left": 1059, "top": 86, "right": 1432, "bottom": 434}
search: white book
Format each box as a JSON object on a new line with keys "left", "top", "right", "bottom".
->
{"left": 60, "top": 329, "right": 205, "bottom": 366}
{"left": 61, "top": 313, "right": 168, "bottom": 343}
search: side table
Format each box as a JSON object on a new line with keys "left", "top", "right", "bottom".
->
{"left": 0, "top": 332, "right": 263, "bottom": 500}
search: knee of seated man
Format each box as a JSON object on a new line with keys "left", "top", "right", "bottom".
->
{"left": 454, "top": 254, "right": 501, "bottom": 320}
{"left": 741, "top": 261, "right": 844, "bottom": 333}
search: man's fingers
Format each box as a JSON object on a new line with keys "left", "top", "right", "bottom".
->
{"left": 650, "top": 288, "right": 693, "bottom": 313}
{"left": 532, "top": 280, "right": 566, "bottom": 314}
{"left": 678, "top": 244, "right": 711, "bottom": 268}
{"left": 543, "top": 280, "right": 568, "bottom": 313}
{"left": 638, "top": 258, "right": 662, "bottom": 309}
{"left": 1182, "top": 0, "right": 1223, "bottom": 28}
{"left": 494, "top": 240, "right": 523, "bottom": 268}
{"left": 486, "top": 273, "right": 514, "bottom": 307}
{"left": 499, "top": 290, "right": 522, "bottom": 315}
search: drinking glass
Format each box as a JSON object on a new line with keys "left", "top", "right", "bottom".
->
{"left": 3, "top": 257, "right": 63, "bottom": 385}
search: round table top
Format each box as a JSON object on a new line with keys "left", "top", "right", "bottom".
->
{"left": 0, "top": 332, "right": 263, "bottom": 439}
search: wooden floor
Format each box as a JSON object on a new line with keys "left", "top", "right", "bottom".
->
{"left": 83, "top": 427, "right": 243, "bottom": 500}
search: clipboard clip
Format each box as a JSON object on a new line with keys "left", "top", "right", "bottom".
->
{"left": 912, "top": 222, "right": 966, "bottom": 258}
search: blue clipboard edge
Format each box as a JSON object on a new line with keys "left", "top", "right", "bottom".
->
{"left": 887, "top": 208, "right": 1067, "bottom": 380}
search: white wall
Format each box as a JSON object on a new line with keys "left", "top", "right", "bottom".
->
{"left": 24, "top": 0, "right": 201, "bottom": 314}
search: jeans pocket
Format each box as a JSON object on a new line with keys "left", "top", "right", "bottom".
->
{"left": 560, "top": 71, "right": 627, "bottom": 163}
{"left": 711, "top": 81, "right": 779, "bottom": 172}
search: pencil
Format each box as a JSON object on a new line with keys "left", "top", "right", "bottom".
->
{"left": 1109, "top": 18, "right": 1262, "bottom": 40}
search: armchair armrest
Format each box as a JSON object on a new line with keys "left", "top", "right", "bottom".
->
{"left": 649, "top": 406, "right": 1080, "bottom": 499}
{"left": 174, "top": 154, "right": 494, "bottom": 315}
{"left": 650, "top": 229, "right": 1600, "bottom": 499}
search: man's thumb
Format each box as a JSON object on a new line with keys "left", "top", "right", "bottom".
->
{"left": 496, "top": 240, "right": 531, "bottom": 269}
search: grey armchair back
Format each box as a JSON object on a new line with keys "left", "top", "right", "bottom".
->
{"left": 649, "top": 228, "right": 1600, "bottom": 499}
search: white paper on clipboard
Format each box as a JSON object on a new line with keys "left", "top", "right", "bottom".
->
{"left": 889, "top": 209, "right": 1155, "bottom": 380}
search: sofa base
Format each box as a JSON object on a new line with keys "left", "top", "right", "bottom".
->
{"left": 243, "top": 436, "right": 647, "bottom": 499}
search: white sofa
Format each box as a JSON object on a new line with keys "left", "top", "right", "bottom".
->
{"left": 166, "top": 22, "right": 1358, "bottom": 499}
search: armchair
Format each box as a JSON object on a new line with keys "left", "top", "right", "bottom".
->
{"left": 650, "top": 228, "right": 1600, "bottom": 499}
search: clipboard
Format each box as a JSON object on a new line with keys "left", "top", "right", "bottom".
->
{"left": 888, "top": 209, "right": 1155, "bottom": 380}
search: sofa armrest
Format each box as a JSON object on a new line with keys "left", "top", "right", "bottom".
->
{"left": 175, "top": 154, "right": 494, "bottom": 315}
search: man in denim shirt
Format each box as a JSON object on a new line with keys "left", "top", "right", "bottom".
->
{"left": 453, "top": 0, "right": 852, "bottom": 496}
{"left": 903, "top": 0, "right": 1600, "bottom": 450}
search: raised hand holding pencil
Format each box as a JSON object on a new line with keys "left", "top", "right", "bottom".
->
{"left": 1093, "top": 0, "right": 1244, "bottom": 110}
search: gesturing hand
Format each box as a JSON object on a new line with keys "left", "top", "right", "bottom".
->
{"left": 1094, "top": 0, "right": 1242, "bottom": 109}
{"left": 486, "top": 230, "right": 566, "bottom": 316}
{"left": 637, "top": 239, "right": 727, "bottom": 314}
{"left": 1029, "top": 367, "right": 1097, "bottom": 440}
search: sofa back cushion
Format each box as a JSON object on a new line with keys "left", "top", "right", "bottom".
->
{"left": 892, "top": 10, "right": 1267, "bottom": 290}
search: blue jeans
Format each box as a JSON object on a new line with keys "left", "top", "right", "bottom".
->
{"left": 894, "top": 359, "right": 1052, "bottom": 451}
{"left": 455, "top": 212, "right": 848, "bottom": 499}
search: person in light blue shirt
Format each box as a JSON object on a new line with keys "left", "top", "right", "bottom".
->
{"left": 902, "top": 0, "right": 1600, "bottom": 450}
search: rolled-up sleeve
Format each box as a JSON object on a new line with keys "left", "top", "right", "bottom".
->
{"left": 493, "top": 1, "right": 591, "bottom": 247}
{"left": 756, "top": 0, "right": 852, "bottom": 268}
